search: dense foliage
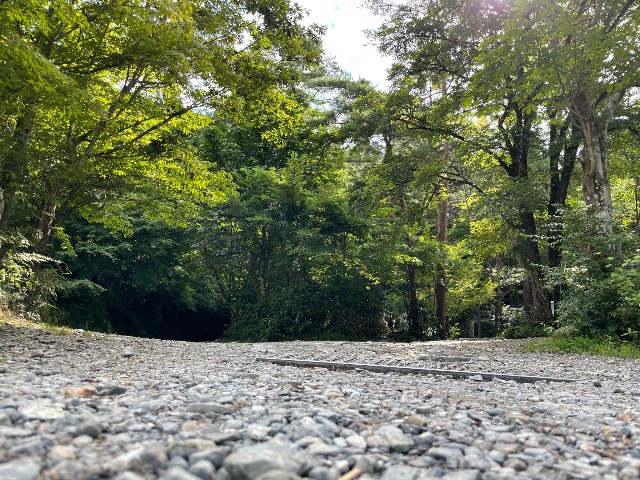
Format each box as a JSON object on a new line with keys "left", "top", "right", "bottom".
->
{"left": 1, "top": 0, "right": 639, "bottom": 343}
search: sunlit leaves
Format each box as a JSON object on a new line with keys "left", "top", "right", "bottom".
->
{"left": 0, "top": 0, "right": 322, "bottom": 252}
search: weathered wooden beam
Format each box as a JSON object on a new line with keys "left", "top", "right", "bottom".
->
{"left": 255, "top": 357, "right": 584, "bottom": 383}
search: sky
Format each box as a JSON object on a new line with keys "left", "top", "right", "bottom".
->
{"left": 294, "top": 0, "right": 391, "bottom": 89}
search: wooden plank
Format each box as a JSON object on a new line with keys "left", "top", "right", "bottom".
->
{"left": 255, "top": 357, "right": 584, "bottom": 383}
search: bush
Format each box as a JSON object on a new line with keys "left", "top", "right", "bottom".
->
{"left": 0, "top": 234, "right": 58, "bottom": 320}
{"left": 555, "top": 252, "right": 640, "bottom": 340}
{"left": 546, "top": 208, "right": 640, "bottom": 341}
{"left": 502, "top": 322, "right": 553, "bottom": 339}
{"left": 49, "top": 279, "right": 111, "bottom": 332}
{"left": 223, "top": 266, "right": 386, "bottom": 341}
{"left": 500, "top": 305, "right": 553, "bottom": 339}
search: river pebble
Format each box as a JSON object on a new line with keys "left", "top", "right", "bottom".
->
{"left": 1, "top": 322, "right": 639, "bottom": 479}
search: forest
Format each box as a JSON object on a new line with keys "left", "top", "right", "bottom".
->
{"left": 0, "top": 0, "right": 639, "bottom": 343}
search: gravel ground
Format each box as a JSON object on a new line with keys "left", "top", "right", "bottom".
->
{"left": 1, "top": 320, "right": 639, "bottom": 480}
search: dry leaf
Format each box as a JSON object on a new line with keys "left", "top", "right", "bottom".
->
{"left": 63, "top": 386, "right": 96, "bottom": 397}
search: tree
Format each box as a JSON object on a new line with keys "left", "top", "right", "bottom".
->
{"left": 0, "top": 0, "right": 322, "bottom": 252}
{"left": 367, "top": 0, "right": 554, "bottom": 323}
{"left": 474, "top": 0, "right": 640, "bottom": 235}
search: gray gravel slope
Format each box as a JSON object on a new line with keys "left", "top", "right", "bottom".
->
{"left": 1, "top": 322, "right": 639, "bottom": 480}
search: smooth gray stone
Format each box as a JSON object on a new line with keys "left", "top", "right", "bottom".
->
{"left": 215, "top": 467, "right": 232, "bottom": 480}
{"left": 427, "top": 446, "right": 464, "bottom": 468}
{"left": 254, "top": 469, "right": 303, "bottom": 480}
{"left": 107, "top": 445, "right": 168, "bottom": 475}
{"left": 502, "top": 458, "right": 527, "bottom": 471}
{"left": 307, "top": 465, "right": 341, "bottom": 480}
{"left": 0, "top": 413, "right": 11, "bottom": 426}
{"left": 19, "top": 401, "right": 65, "bottom": 420}
{"left": 11, "top": 438, "right": 46, "bottom": 457}
{"left": 189, "top": 447, "right": 230, "bottom": 468}
{"left": 441, "top": 470, "right": 482, "bottom": 480}
{"left": 223, "top": 441, "right": 304, "bottom": 480}
{"left": 380, "top": 464, "right": 423, "bottom": 480}
{"left": 73, "top": 419, "right": 103, "bottom": 439}
{"left": 161, "top": 466, "right": 202, "bottom": 480}
{"left": 460, "top": 448, "right": 491, "bottom": 472}
{"left": 169, "top": 456, "right": 190, "bottom": 469}
{"left": 287, "top": 417, "right": 337, "bottom": 440}
{"left": 96, "top": 385, "right": 127, "bottom": 396}
{"left": 206, "top": 431, "right": 242, "bottom": 444}
{"left": 44, "top": 460, "right": 88, "bottom": 480}
{"left": 619, "top": 466, "right": 640, "bottom": 480}
{"left": 188, "top": 459, "right": 215, "bottom": 480}
{"left": 488, "top": 450, "right": 506, "bottom": 464}
{"left": 306, "top": 440, "right": 342, "bottom": 456}
{"left": 186, "top": 403, "right": 234, "bottom": 415}
{"left": 351, "top": 455, "right": 377, "bottom": 474}
{"left": 377, "top": 425, "right": 415, "bottom": 453}
{"left": 0, "top": 457, "right": 42, "bottom": 480}
{"left": 113, "top": 472, "right": 146, "bottom": 480}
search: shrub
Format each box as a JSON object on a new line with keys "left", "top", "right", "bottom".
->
{"left": 546, "top": 208, "right": 640, "bottom": 341}
{"left": 0, "top": 234, "right": 57, "bottom": 320}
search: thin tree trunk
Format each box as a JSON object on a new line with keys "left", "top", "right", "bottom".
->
{"left": 493, "top": 257, "right": 504, "bottom": 335}
{"left": 407, "top": 263, "right": 421, "bottom": 337}
{"left": 259, "top": 225, "right": 268, "bottom": 296}
{"left": 436, "top": 177, "right": 448, "bottom": 339}
{"left": 635, "top": 178, "right": 640, "bottom": 237}
{"left": 465, "top": 318, "right": 474, "bottom": 338}
{"left": 34, "top": 201, "right": 57, "bottom": 255}
{"left": 548, "top": 121, "right": 580, "bottom": 269}
{"left": 521, "top": 210, "right": 553, "bottom": 324}
{"left": 437, "top": 82, "right": 449, "bottom": 339}
{"left": 399, "top": 196, "right": 423, "bottom": 337}
{"left": 494, "top": 292, "right": 504, "bottom": 335}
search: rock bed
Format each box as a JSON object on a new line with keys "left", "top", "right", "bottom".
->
{"left": 1, "top": 323, "right": 639, "bottom": 480}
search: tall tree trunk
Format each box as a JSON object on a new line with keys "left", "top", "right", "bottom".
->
{"left": 494, "top": 291, "right": 504, "bottom": 334}
{"left": 498, "top": 100, "right": 552, "bottom": 324}
{"left": 33, "top": 180, "right": 62, "bottom": 255}
{"left": 465, "top": 318, "right": 474, "bottom": 338}
{"left": 580, "top": 131, "right": 613, "bottom": 234}
{"left": 259, "top": 225, "right": 268, "bottom": 296}
{"left": 573, "top": 88, "right": 624, "bottom": 236}
{"left": 498, "top": 103, "right": 553, "bottom": 324}
{"left": 399, "top": 196, "right": 423, "bottom": 337}
{"left": 522, "top": 210, "right": 553, "bottom": 324}
{"left": 437, "top": 82, "right": 449, "bottom": 339}
{"left": 436, "top": 177, "right": 448, "bottom": 339}
{"left": 635, "top": 178, "right": 640, "bottom": 237}
{"left": 436, "top": 79, "right": 451, "bottom": 339}
{"left": 407, "top": 263, "right": 421, "bottom": 337}
{"left": 493, "top": 257, "right": 504, "bottom": 335}
{"left": 548, "top": 120, "right": 580, "bottom": 269}
{"left": 34, "top": 201, "right": 57, "bottom": 255}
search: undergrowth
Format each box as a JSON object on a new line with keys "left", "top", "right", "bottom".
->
{"left": 0, "top": 309, "right": 79, "bottom": 336}
{"left": 525, "top": 336, "right": 640, "bottom": 358}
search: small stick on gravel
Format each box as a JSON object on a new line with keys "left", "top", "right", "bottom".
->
{"left": 339, "top": 467, "right": 362, "bottom": 480}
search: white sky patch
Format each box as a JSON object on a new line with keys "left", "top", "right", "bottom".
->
{"left": 295, "top": 0, "right": 391, "bottom": 90}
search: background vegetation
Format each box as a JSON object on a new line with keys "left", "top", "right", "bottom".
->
{"left": 1, "top": 0, "right": 639, "bottom": 344}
